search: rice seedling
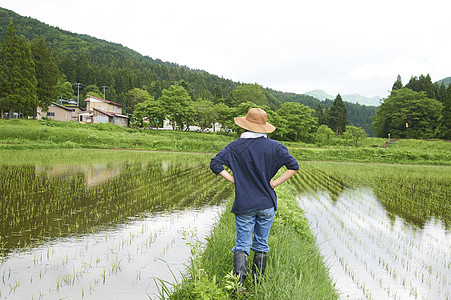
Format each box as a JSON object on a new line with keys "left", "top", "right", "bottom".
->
{"left": 292, "top": 161, "right": 451, "bottom": 299}
{"left": 0, "top": 150, "right": 233, "bottom": 299}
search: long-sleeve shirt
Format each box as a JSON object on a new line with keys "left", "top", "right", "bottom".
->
{"left": 210, "top": 137, "right": 299, "bottom": 214}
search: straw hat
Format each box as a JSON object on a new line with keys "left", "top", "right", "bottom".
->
{"left": 234, "top": 108, "right": 276, "bottom": 133}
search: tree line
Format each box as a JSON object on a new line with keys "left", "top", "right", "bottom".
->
{"left": 2, "top": 9, "right": 449, "bottom": 143}
{"left": 0, "top": 15, "right": 368, "bottom": 144}
{"left": 130, "top": 83, "right": 356, "bottom": 144}
{"left": 0, "top": 16, "right": 352, "bottom": 144}
{"left": 372, "top": 75, "right": 451, "bottom": 140}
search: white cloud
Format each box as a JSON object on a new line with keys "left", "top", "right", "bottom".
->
{"left": 348, "top": 58, "right": 430, "bottom": 80}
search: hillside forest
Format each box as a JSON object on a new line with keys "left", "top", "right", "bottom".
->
{"left": 0, "top": 7, "right": 450, "bottom": 141}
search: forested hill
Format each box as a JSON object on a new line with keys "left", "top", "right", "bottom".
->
{"left": 0, "top": 7, "right": 238, "bottom": 101}
{"left": 436, "top": 77, "right": 451, "bottom": 89}
{"left": 268, "top": 89, "right": 377, "bottom": 135}
{"left": 0, "top": 7, "right": 377, "bottom": 135}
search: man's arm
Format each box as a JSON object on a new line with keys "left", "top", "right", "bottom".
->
{"left": 270, "top": 169, "right": 297, "bottom": 189}
{"left": 218, "top": 169, "right": 235, "bottom": 184}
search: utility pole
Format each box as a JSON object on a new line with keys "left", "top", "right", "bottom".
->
{"left": 75, "top": 83, "right": 82, "bottom": 106}
{"left": 102, "top": 86, "right": 107, "bottom": 99}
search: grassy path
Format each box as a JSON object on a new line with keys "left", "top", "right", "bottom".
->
{"left": 164, "top": 180, "right": 338, "bottom": 299}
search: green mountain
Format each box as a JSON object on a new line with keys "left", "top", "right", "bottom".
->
{"left": 305, "top": 89, "right": 382, "bottom": 107}
{"left": 267, "top": 89, "right": 377, "bottom": 136}
{"left": 436, "top": 77, "right": 451, "bottom": 88}
{"left": 0, "top": 7, "right": 238, "bottom": 102}
{"left": 0, "top": 7, "right": 377, "bottom": 135}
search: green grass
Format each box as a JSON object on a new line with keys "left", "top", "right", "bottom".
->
{"left": 165, "top": 182, "right": 339, "bottom": 300}
{"left": 289, "top": 139, "right": 451, "bottom": 165}
{"left": 1, "top": 119, "right": 450, "bottom": 164}
{"left": 0, "top": 148, "right": 213, "bottom": 166}
{"left": 0, "top": 119, "right": 234, "bottom": 152}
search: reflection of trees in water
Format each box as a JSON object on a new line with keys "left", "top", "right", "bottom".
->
{"left": 292, "top": 163, "right": 450, "bottom": 231}
{"left": 371, "top": 176, "right": 450, "bottom": 230}
{"left": 291, "top": 165, "right": 346, "bottom": 204}
{"left": 0, "top": 161, "right": 233, "bottom": 256}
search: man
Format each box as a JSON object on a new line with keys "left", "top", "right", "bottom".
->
{"left": 210, "top": 107, "right": 299, "bottom": 289}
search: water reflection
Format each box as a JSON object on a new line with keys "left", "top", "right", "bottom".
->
{"left": 0, "top": 205, "right": 225, "bottom": 299}
{"left": 0, "top": 154, "right": 233, "bottom": 299}
{"left": 298, "top": 188, "right": 451, "bottom": 300}
{"left": 36, "top": 163, "right": 122, "bottom": 187}
{"left": 1, "top": 160, "right": 232, "bottom": 257}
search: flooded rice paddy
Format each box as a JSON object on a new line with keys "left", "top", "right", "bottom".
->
{"left": 0, "top": 151, "right": 232, "bottom": 299}
{"left": 293, "top": 162, "right": 451, "bottom": 300}
{"left": 1, "top": 151, "right": 450, "bottom": 300}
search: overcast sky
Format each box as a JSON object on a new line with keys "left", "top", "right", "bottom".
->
{"left": 1, "top": 0, "right": 451, "bottom": 98}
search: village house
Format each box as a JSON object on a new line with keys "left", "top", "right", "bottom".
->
{"left": 38, "top": 95, "right": 129, "bottom": 127}
{"left": 37, "top": 102, "right": 83, "bottom": 122}
{"left": 79, "top": 95, "right": 128, "bottom": 127}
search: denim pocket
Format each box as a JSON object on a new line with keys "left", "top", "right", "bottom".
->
{"left": 259, "top": 207, "right": 275, "bottom": 217}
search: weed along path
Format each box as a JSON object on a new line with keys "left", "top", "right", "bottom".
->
{"left": 292, "top": 162, "right": 451, "bottom": 300}
{"left": 0, "top": 151, "right": 233, "bottom": 299}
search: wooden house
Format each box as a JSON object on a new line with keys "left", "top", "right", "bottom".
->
{"left": 80, "top": 95, "right": 128, "bottom": 127}
{"left": 37, "top": 102, "right": 75, "bottom": 121}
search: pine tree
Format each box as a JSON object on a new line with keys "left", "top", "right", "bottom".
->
{"left": 315, "top": 103, "right": 325, "bottom": 125}
{"left": 436, "top": 85, "right": 451, "bottom": 139}
{"left": 392, "top": 75, "right": 403, "bottom": 91}
{"left": 423, "top": 74, "right": 435, "bottom": 99}
{"left": 57, "top": 53, "right": 76, "bottom": 82}
{"left": 75, "top": 54, "right": 92, "bottom": 86}
{"left": 149, "top": 80, "right": 162, "bottom": 100}
{"left": 405, "top": 76, "right": 420, "bottom": 92}
{"left": 323, "top": 105, "right": 331, "bottom": 128}
{"left": 0, "top": 44, "right": 7, "bottom": 118}
{"left": 329, "top": 94, "right": 347, "bottom": 136}
{"left": 1, "top": 19, "right": 38, "bottom": 118}
{"left": 438, "top": 82, "right": 447, "bottom": 103}
{"left": 18, "top": 35, "right": 38, "bottom": 117}
{"left": 213, "top": 85, "right": 223, "bottom": 101}
{"left": 1, "top": 19, "right": 22, "bottom": 118}
{"left": 31, "top": 36, "right": 59, "bottom": 116}
{"left": 405, "top": 74, "right": 435, "bottom": 99}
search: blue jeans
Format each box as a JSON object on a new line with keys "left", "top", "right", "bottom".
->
{"left": 233, "top": 207, "right": 276, "bottom": 255}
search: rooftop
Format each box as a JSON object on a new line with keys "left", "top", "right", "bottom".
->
{"left": 84, "top": 95, "right": 123, "bottom": 107}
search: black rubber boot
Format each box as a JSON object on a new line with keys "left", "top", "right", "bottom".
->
{"left": 252, "top": 251, "right": 267, "bottom": 282}
{"left": 233, "top": 251, "right": 248, "bottom": 290}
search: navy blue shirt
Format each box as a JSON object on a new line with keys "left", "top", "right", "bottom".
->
{"left": 210, "top": 137, "right": 299, "bottom": 214}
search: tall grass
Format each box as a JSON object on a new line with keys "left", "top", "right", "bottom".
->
{"left": 165, "top": 180, "right": 339, "bottom": 299}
